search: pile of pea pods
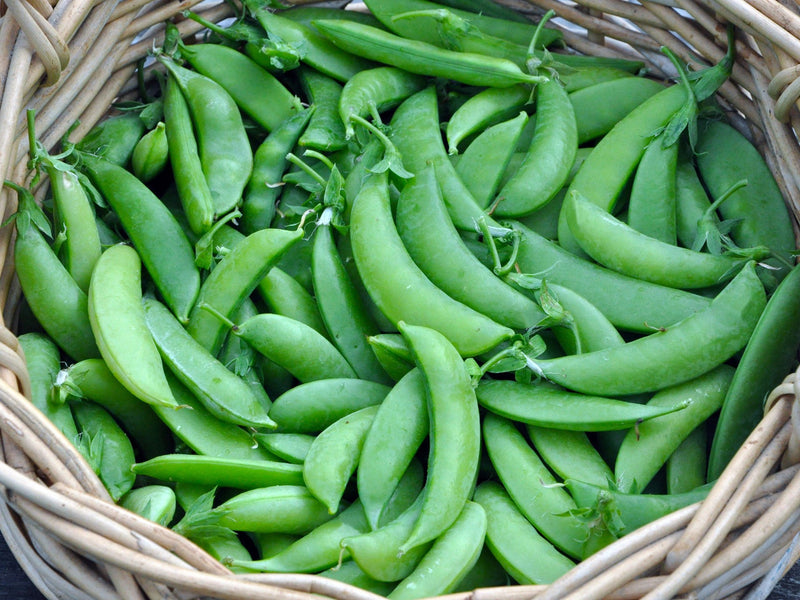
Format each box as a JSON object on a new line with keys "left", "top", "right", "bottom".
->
{"left": 10, "top": 0, "right": 800, "bottom": 596}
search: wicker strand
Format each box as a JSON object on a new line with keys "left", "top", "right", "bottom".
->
{"left": 3, "top": 0, "right": 67, "bottom": 86}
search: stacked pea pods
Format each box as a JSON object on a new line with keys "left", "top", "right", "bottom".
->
{"left": 8, "top": 0, "right": 800, "bottom": 597}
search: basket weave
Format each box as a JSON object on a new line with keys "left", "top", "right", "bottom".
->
{"left": 0, "top": 0, "right": 799, "bottom": 598}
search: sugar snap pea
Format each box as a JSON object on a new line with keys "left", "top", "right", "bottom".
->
{"left": 119, "top": 485, "right": 176, "bottom": 527}
{"left": 297, "top": 66, "right": 348, "bottom": 152}
{"left": 626, "top": 135, "right": 679, "bottom": 244}
{"left": 666, "top": 425, "right": 708, "bottom": 494}
{"left": 254, "top": 433, "right": 314, "bottom": 464}
{"left": 131, "top": 121, "right": 168, "bottom": 183}
{"left": 527, "top": 426, "right": 614, "bottom": 488}
{"left": 73, "top": 112, "right": 145, "bottom": 168}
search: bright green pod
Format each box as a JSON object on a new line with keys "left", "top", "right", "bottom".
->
{"left": 527, "top": 426, "right": 614, "bottom": 488}
{"left": 131, "top": 121, "right": 169, "bottom": 183}
{"left": 119, "top": 485, "right": 176, "bottom": 527}
{"left": 254, "top": 432, "right": 314, "bottom": 464}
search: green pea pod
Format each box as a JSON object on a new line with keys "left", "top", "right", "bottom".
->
{"left": 367, "top": 334, "right": 415, "bottom": 382}
{"left": 242, "top": 109, "right": 313, "bottom": 234}
{"left": 614, "top": 365, "right": 734, "bottom": 493}
{"left": 483, "top": 412, "right": 615, "bottom": 560}
{"left": 527, "top": 426, "right": 614, "bottom": 488}
{"left": 12, "top": 187, "right": 99, "bottom": 361}
{"left": 119, "top": 485, "right": 176, "bottom": 527}
{"left": 674, "top": 154, "right": 717, "bottom": 250}
{"left": 269, "top": 378, "right": 390, "bottom": 433}
{"left": 494, "top": 77, "right": 577, "bottom": 217}
{"left": 397, "top": 322, "right": 481, "bottom": 554}
{"left": 132, "top": 454, "right": 304, "bottom": 489}
{"left": 396, "top": 165, "right": 545, "bottom": 331}
{"left": 74, "top": 112, "right": 145, "bottom": 168}
{"left": 254, "top": 432, "right": 314, "bottom": 464}
{"left": 259, "top": 266, "right": 329, "bottom": 338}
{"left": 158, "top": 58, "right": 252, "bottom": 218}
{"left": 78, "top": 153, "right": 200, "bottom": 323}
{"left": 511, "top": 221, "right": 713, "bottom": 333}
{"left": 626, "top": 135, "right": 679, "bottom": 244}
{"left": 163, "top": 73, "right": 214, "bottom": 236}
{"left": 186, "top": 226, "right": 303, "bottom": 354}
{"left": 280, "top": 5, "right": 386, "bottom": 30}
{"left": 212, "top": 485, "right": 334, "bottom": 534}
{"left": 708, "top": 262, "right": 800, "bottom": 480}
{"left": 18, "top": 333, "right": 79, "bottom": 441}
{"left": 88, "top": 245, "right": 177, "bottom": 409}
{"left": 476, "top": 379, "right": 684, "bottom": 431}
{"left": 451, "top": 546, "right": 509, "bottom": 593}
{"left": 473, "top": 481, "right": 576, "bottom": 585}
{"left": 388, "top": 502, "right": 486, "bottom": 600}
{"left": 528, "top": 261, "right": 767, "bottom": 396}
{"left": 303, "top": 405, "right": 379, "bottom": 513}
{"left": 71, "top": 400, "right": 136, "bottom": 501}
{"left": 667, "top": 424, "right": 708, "bottom": 495}
{"left": 350, "top": 169, "right": 513, "bottom": 357}
{"left": 131, "top": 121, "right": 169, "bottom": 183}
{"left": 358, "top": 368, "right": 429, "bottom": 529}
{"left": 144, "top": 297, "right": 275, "bottom": 429}
{"left": 54, "top": 358, "right": 172, "bottom": 459}
{"left": 339, "top": 66, "right": 427, "bottom": 138}
{"left": 297, "top": 66, "right": 348, "bottom": 152}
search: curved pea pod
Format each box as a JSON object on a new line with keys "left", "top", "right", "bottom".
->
{"left": 565, "top": 478, "right": 712, "bottom": 538}
{"left": 88, "top": 245, "right": 177, "bottom": 409}
{"left": 667, "top": 425, "right": 708, "bottom": 495}
{"left": 319, "top": 560, "right": 395, "bottom": 596}
{"left": 143, "top": 297, "right": 275, "bottom": 429}
{"left": 119, "top": 485, "right": 176, "bottom": 527}
{"left": 708, "top": 262, "right": 800, "bottom": 480}
{"left": 396, "top": 165, "right": 545, "bottom": 331}
{"left": 511, "top": 221, "right": 713, "bottom": 333}
{"left": 132, "top": 454, "right": 303, "bottom": 489}
{"left": 297, "top": 66, "right": 348, "bottom": 152}
{"left": 211, "top": 485, "right": 334, "bottom": 534}
{"left": 367, "top": 334, "right": 415, "bottom": 382}
{"left": 54, "top": 358, "right": 172, "bottom": 459}
{"left": 71, "top": 400, "right": 136, "bottom": 501}
{"left": 473, "top": 481, "right": 576, "bottom": 584}
{"left": 254, "top": 432, "right": 314, "bottom": 464}
{"left": 675, "top": 154, "right": 717, "bottom": 250}
{"left": 350, "top": 169, "right": 513, "bottom": 357}
{"left": 303, "top": 405, "right": 379, "bottom": 514}
{"left": 494, "top": 77, "right": 577, "bottom": 217}
{"left": 483, "top": 413, "right": 615, "bottom": 560}
{"left": 358, "top": 368, "right": 429, "bottom": 530}
{"left": 159, "top": 58, "right": 252, "bottom": 218}
{"left": 563, "top": 190, "right": 764, "bottom": 289}
{"left": 388, "top": 502, "right": 487, "bottom": 600}
{"left": 614, "top": 365, "right": 734, "bottom": 494}
{"left": 78, "top": 153, "right": 200, "bottom": 323}
{"left": 19, "top": 333, "right": 79, "bottom": 441}
{"left": 528, "top": 261, "right": 767, "bottom": 396}
{"left": 186, "top": 226, "right": 303, "bottom": 355}
{"left": 397, "top": 322, "right": 481, "bottom": 554}
{"left": 131, "top": 121, "right": 169, "bottom": 183}
{"left": 74, "top": 112, "right": 145, "bottom": 168}
{"left": 339, "top": 66, "right": 427, "bottom": 138}
{"left": 527, "top": 426, "right": 614, "bottom": 488}
{"left": 451, "top": 546, "right": 510, "bottom": 593}
{"left": 476, "top": 379, "right": 685, "bottom": 431}
{"left": 269, "top": 378, "right": 390, "bottom": 433}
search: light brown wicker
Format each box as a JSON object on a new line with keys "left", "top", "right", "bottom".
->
{"left": 0, "top": 0, "right": 799, "bottom": 598}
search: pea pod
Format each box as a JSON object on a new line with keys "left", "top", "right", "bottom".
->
{"left": 119, "top": 485, "right": 176, "bottom": 527}
{"left": 675, "top": 153, "right": 717, "bottom": 250}
{"left": 367, "top": 334, "right": 415, "bottom": 382}
{"left": 318, "top": 561, "right": 395, "bottom": 596}
{"left": 73, "top": 112, "right": 145, "bottom": 168}
{"left": 254, "top": 433, "right": 314, "bottom": 464}
{"left": 131, "top": 121, "right": 169, "bottom": 183}
{"left": 667, "top": 425, "right": 708, "bottom": 495}
{"left": 527, "top": 426, "right": 614, "bottom": 488}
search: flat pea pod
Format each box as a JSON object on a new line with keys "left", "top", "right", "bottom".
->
{"left": 119, "top": 485, "right": 176, "bottom": 527}
{"left": 159, "top": 58, "right": 252, "bottom": 218}
{"left": 180, "top": 42, "right": 303, "bottom": 132}
{"left": 144, "top": 297, "right": 275, "bottom": 429}
{"left": 186, "top": 226, "right": 303, "bottom": 355}
{"left": 388, "top": 502, "right": 486, "bottom": 600}
{"left": 163, "top": 72, "right": 214, "bottom": 236}
{"left": 666, "top": 425, "right": 708, "bottom": 495}
{"left": 54, "top": 358, "right": 172, "bottom": 459}
{"left": 564, "top": 190, "right": 762, "bottom": 289}
{"left": 473, "top": 481, "right": 576, "bottom": 584}
{"left": 313, "top": 19, "right": 545, "bottom": 88}
{"left": 626, "top": 135, "right": 679, "bottom": 244}
{"left": 614, "top": 365, "right": 734, "bottom": 494}
{"left": 242, "top": 109, "right": 313, "bottom": 234}
{"left": 527, "top": 426, "right": 614, "bottom": 488}
{"left": 528, "top": 261, "right": 767, "bottom": 396}
{"left": 483, "top": 412, "right": 614, "bottom": 560}
{"left": 12, "top": 187, "right": 99, "bottom": 361}
{"left": 350, "top": 169, "right": 512, "bottom": 357}
{"left": 254, "top": 432, "right": 314, "bottom": 464}
{"left": 71, "top": 400, "right": 136, "bottom": 501}
{"left": 339, "top": 66, "right": 427, "bottom": 138}
{"left": 18, "top": 333, "right": 79, "bottom": 442}
{"left": 476, "top": 379, "right": 684, "bottom": 431}
{"left": 511, "top": 221, "right": 712, "bottom": 333}
{"left": 73, "top": 112, "right": 145, "bottom": 168}
{"left": 132, "top": 454, "right": 304, "bottom": 489}
{"left": 494, "top": 77, "right": 577, "bottom": 217}
{"left": 358, "top": 368, "right": 429, "bottom": 530}
{"left": 233, "top": 313, "right": 358, "bottom": 383}
{"left": 88, "top": 244, "right": 177, "bottom": 409}
{"left": 303, "top": 405, "right": 379, "bottom": 514}
{"left": 131, "top": 121, "right": 169, "bottom": 183}
{"left": 397, "top": 322, "right": 481, "bottom": 554}
{"left": 212, "top": 485, "right": 334, "bottom": 534}
{"left": 708, "top": 262, "right": 800, "bottom": 480}
{"left": 269, "top": 378, "right": 390, "bottom": 433}
{"left": 78, "top": 153, "right": 200, "bottom": 323}
{"left": 297, "top": 67, "right": 348, "bottom": 152}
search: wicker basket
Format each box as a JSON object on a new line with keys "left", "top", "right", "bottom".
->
{"left": 1, "top": 0, "right": 800, "bottom": 598}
